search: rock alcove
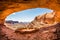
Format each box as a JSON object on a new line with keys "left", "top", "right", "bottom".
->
{"left": 0, "top": 0, "right": 60, "bottom": 40}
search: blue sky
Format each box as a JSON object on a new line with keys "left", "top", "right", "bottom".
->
{"left": 5, "top": 8, "right": 53, "bottom": 22}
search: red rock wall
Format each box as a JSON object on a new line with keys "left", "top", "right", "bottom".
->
{"left": 0, "top": 0, "right": 60, "bottom": 40}
{"left": 1, "top": 23, "right": 59, "bottom": 40}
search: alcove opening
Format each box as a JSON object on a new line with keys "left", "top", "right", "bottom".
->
{"left": 4, "top": 8, "right": 53, "bottom": 31}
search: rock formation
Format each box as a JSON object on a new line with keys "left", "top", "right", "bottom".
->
{"left": 0, "top": 0, "right": 60, "bottom": 40}
{"left": 27, "top": 11, "right": 60, "bottom": 29}
{"left": 0, "top": 23, "right": 58, "bottom": 40}
{"left": 0, "top": 11, "right": 60, "bottom": 40}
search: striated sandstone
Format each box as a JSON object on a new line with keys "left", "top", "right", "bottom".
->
{"left": 0, "top": 0, "right": 60, "bottom": 40}
{"left": 27, "top": 11, "right": 60, "bottom": 29}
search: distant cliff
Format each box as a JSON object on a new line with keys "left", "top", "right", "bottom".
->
{"left": 27, "top": 11, "right": 60, "bottom": 29}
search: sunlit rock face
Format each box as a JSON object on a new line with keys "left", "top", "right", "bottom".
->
{"left": 28, "top": 11, "right": 60, "bottom": 29}
{"left": 14, "top": 11, "right": 60, "bottom": 32}
{"left": 0, "top": 0, "right": 60, "bottom": 40}
{"left": 0, "top": 11, "right": 60, "bottom": 40}
{"left": 0, "top": 0, "right": 60, "bottom": 24}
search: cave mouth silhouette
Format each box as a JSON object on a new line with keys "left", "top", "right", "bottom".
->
{"left": 4, "top": 8, "right": 53, "bottom": 32}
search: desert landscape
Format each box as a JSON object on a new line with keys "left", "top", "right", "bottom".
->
{"left": 0, "top": 0, "right": 60, "bottom": 40}
{"left": 0, "top": 11, "right": 60, "bottom": 40}
{"left": 4, "top": 20, "right": 29, "bottom": 30}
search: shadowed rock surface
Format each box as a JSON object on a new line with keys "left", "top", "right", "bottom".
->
{"left": 0, "top": 23, "right": 59, "bottom": 40}
{"left": 0, "top": 0, "right": 60, "bottom": 40}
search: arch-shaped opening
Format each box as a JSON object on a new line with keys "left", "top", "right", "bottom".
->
{"left": 4, "top": 8, "right": 54, "bottom": 32}
{"left": 0, "top": 1, "right": 60, "bottom": 40}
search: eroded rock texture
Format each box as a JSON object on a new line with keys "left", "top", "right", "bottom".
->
{"left": 0, "top": 0, "right": 60, "bottom": 40}
{"left": 28, "top": 11, "right": 60, "bottom": 29}
{"left": 0, "top": 23, "right": 59, "bottom": 40}
{"left": 0, "top": 12, "right": 60, "bottom": 40}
